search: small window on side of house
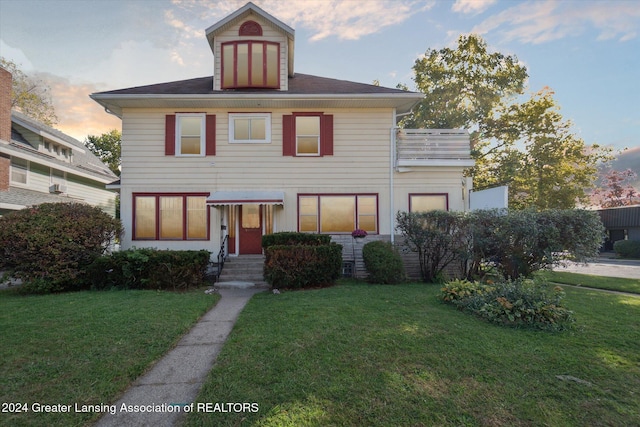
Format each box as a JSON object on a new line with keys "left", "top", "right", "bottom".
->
{"left": 409, "top": 194, "right": 449, "bottom": 212}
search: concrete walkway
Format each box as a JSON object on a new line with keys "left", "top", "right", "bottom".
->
{"left": 555, "top": 254, "right": 640, "bottom": 279}
{"left": 94, "top": 287, "right": 263, "bottom": 427}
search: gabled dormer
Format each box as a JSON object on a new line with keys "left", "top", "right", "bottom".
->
{"left": 205, "top": 2, "right": 295, "bottom": 91}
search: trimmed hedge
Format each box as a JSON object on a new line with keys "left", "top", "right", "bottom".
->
{"left": 264, "top": 243, "right": 342, "bottom": 289}
{"left": 87, "top": 248, "right": 211, "bottom": 290}
{"left": 262, "top": 231, "right": 331, "bottom": 248}
{"left": 613, "top": 240, "right": 640, "bottom": 259}
{"left": 362, "top": 241, "right": 405, "bottom": 284}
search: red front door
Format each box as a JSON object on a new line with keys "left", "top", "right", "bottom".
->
{"left": 238, "top": 204, "right": 263, "bottom": 254}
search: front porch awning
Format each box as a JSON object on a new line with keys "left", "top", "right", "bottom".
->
{"left": 206, "top": 190, "right": 285, "bottom": 206}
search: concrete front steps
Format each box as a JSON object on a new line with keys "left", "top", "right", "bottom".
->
{"left": 216, "top": 255, "right": 268, "bottom": 288}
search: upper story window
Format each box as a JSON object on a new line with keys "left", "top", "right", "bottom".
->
{"left": 239, "top": 21, "right": 262, "bottom": 36}
{"left": 283, "top": 113, "right": 334, "bottom": 157}
{"left": 10, "top": 158, "right": 28, "bottom": 185}
{"left": 165, "top": 114, "right": 216, "bottom": 156}
{"left": 221, "top": 41, "right": 279, "bottom": 89}
{"left": 229, "top": 113, "right": 271, "bottom": 143}
{"left": 177, "top": 114, "right": 205, "bottom": 156}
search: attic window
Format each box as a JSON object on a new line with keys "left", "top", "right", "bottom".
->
{"left": 239, "top": 20, "right": 262, "bottom": 36}
{"left": 221, "top": 41, "right": 279, "bottom": 89}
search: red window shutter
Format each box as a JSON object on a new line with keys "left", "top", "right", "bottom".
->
{"left": 165, "top": 115, "right": 176, "bottom": 155}
{"left": 320, "top": 114, "right": 333, "bottom": 156}
{"left": 205, "top": 115, "right": 216, "bottom": 155}
{"left": 282, "top": 114, "right": 295, "bottom": 156}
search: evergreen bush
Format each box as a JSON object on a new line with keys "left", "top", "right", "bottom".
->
{"left": 264, "top": 243, "right": 342, "bottom": 289}
{"left": 613, "top": 240, "right": 640, "bottom": 258}
{"left": 362, "top": 240, "right": 405, "bottom": 284}
{"left": 262, "top": 231, "right": 331, "bottom": 248}
{"left": 87, "top": 249, "right": 211, "bottom": 290}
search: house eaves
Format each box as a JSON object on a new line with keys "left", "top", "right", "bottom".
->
{"left": 91, "top": 73, "right": 424, "bottom": 118}
{"left": 0, "top": 143, "right": 116, "bottom": 184}
{"left": 12, "top": 112, "right": 86, "bottom": 154}
{"left": 91, "top": 93, "right": 423, "bottom": 118}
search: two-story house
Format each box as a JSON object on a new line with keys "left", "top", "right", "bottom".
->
{"left": 90, "top": 2, "right": 473, "bottom": 276}
{"left": 0, "top": 67, "right": 118, "bottom": 217}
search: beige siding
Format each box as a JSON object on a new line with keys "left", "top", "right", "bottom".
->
{"left": 212, "top": 15, "right": 289, "bottom": 91}
{"left": 119, "top": 107, "right": 468, "bottom": 251}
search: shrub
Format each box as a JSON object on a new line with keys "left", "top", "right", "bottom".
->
{"left": 362, "top": 241, "right": 405, "bottom": 284}
{"left": 613, "top": 240, "right": 640, "bottom": 258}
{"left": 0, "top": 203, "right": 122, "bottom": 293}
{"left": 396, "top": 210, "right": 469, "bottom": 283}
{"left": 87, "top": 249, "right": 211, "bottom": 290}
{"left": 441, "top": 278, "right": 575, "bottom": 331}
{"left": 469, "top": 209, "right": 604, "bottom": 279}
{"left": 264, "top": 243, "right": 342, "bottom": 289}
{"left": 262, "top": 232, "right": 331, "bottom": 248}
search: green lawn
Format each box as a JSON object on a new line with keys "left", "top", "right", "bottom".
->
{"left": 541, "top": 270, "right": 640, "bottom": 294}
{"left": 0, "top": 288, "right": 218, "bottom": 427}
{"left": 186, "top": 281, "right": 640, "bottom": 427}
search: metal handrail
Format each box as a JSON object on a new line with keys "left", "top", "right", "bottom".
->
{"left": 216, "top": 234, "right": 229, "bottom": 281}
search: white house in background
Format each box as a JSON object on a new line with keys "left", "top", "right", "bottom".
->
{"left": 90, "top": 2, "right": 473, "bottom": 270}
{"left": 0, "top": 67, "right": 118, "bottom": 217}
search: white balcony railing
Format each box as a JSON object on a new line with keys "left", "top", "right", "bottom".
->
{"left": 396, "top": 129, "right": 474, "bottom": 168}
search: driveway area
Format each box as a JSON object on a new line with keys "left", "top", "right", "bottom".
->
{"left": 555, "top": 254, "right": 640, "bottom": 279}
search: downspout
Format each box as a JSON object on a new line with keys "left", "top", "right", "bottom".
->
{"left": 391, "top": 110, "right": 414, "bottom": 244}
{"left": 390, "top": 124, "right": 397, "bottom": 244}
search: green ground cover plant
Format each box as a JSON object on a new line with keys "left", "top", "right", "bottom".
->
{"left": 0, "top": 288, "right": 218, "bottom": 427}
{"left": 441, "top": 278, "right": 575, "bottom": 331}
{"left": 185, "top": 281, "right": 639, "bottom": 427}
{"left": 540, "top": 270, "right": 640, "bottom": 294}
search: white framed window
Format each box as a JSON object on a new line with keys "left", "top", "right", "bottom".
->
{"left": 10, "top": 158, "right": 28, "bottom": 185}
{"left": 229, "top": 113, "right": 271, "bottom": 144}
{"left": 176, "top": 113, "right": 205, "bottom": 156}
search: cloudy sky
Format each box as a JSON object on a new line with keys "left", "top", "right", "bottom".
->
{"left": 0, "top": 0, "right": 638, "bottom": 152}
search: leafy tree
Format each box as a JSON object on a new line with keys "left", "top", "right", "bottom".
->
{"left": 85, "top": 129, "right": 121, "bottom": 177}
{"left": 1, "top": 57, "right": 58, "bottom": 126}
{"left": 405, "top": 34, "right": 527, "bottom": 139}
{"left": 406, "top": 36, "right": 610, "bottom": 209}
{"left": 478, "top": 88, "right": 611, "bottom": 209}
{"left": 592, "top": 168, "right": 639, "bottom": 208}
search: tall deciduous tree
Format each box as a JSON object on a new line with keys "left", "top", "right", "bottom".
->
{"left": 405, "top": 34, "right": 527, "bottom": 138}
{"left": 85, "top": 129, "right": 121, "bottom": 177}
{"left": 478, "top": 88, "right": 611, "bottom": 209}
{"left": 1, "top": 57, "right": 58, "bottom": 126}
{"left": 407, "top": 35, "right": 610, "bottom": 209}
